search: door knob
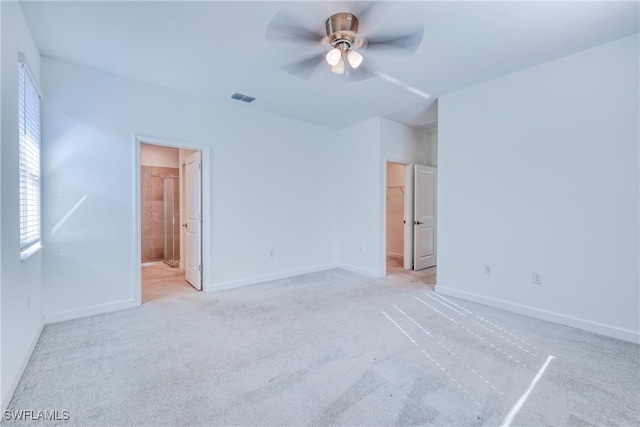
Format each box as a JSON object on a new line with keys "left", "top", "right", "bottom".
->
{"left": 182, "top": 223, "right": 187, "bottom": 228}
{"left": 414, "top": 221, "right": 423, "bottom": 225}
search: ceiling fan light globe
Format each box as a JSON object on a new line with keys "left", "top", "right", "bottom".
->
{"left": 326, "top": 48, "right": 342, "bottom": 66}
{"left": 347, "top": 50, "right": 363, "bottom": 69}
{"left": 331, "top": 58, "right": 345, "bottom": 75}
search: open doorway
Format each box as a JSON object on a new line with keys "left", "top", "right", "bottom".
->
{"left": 137, "top": 138, "right": 206, "bottom": 304}
{"left": 386, "top": 162, "right": 407, "bottom": 275}
{"left": 385, "top": 161, "right": 438, "bottom": 287}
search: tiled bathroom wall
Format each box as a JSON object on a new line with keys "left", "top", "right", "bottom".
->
{"left": 141, "top": 166, "right": 180, "bottom": 263}
{"left": 163, "top": 176, "right": 180, "bottom": 267}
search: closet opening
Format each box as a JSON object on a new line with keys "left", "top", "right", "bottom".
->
{"left": 386, "top": 162, "right": 408, "bottom": 275}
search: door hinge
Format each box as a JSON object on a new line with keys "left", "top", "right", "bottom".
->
{"left": 199, "top": 213, "right": 203, "bottom": 221}
{"left": 198, "top": 264, "right": 203, "bottom": 272}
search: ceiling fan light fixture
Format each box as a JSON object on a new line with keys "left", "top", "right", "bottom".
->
{"left": 331, "top": 58, "right": 345, "bottom": 75}
{"left": 347, "top": 50, "right": 363, "bottom": 69}
{"left": 266, "top": 8, "right": 424, "bottom": 83}
{"left": 326, "top": 48, "right": 342, "bottom": 66}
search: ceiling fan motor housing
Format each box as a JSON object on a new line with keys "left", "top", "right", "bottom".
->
{"left": 326, "top": 13, "right": 358, "bottom": 49}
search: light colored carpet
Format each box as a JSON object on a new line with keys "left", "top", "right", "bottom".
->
{"left": 5, "top": 266, "right": 639, "bottom": 426}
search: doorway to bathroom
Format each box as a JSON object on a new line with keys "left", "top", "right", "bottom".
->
{"left": 138, "top": 140, "right": 204, "bottom": 303}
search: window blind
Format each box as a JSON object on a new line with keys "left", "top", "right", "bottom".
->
{"left": 18, "top": 59, "right": 42, "bottom": 252}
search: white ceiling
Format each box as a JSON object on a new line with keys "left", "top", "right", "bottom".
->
{"left": 20, "top": 1, "right": 639, "bottom": 129}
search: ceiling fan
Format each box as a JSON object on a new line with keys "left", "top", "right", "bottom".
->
{"left": 265, "top": 4, "right": 423, "bottom": 81}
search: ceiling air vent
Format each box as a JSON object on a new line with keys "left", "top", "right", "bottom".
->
{"left": 231, "top": 93, "right": 256, "bottom": 103}
{"left": 418, "top": 119, "right": 438, "bottom": 130}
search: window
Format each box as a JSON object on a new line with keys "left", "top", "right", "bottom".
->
{"left": 18, "top": 55, "right": 42, "bottom": 256}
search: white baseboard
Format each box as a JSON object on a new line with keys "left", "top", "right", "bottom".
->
{"left": 337, "top": 263, "right": 385, "bottom": 278}
{"left": 386, "top": 252, "right": 403, "bottom": 259}
{"left": 1, "top": 317, "right": 45, "bottom": 414}
{"left": 44, "top": 299, "right": 138, "bottom": 324}
{"left": 208, "top": 263, "right": 339, "bottom": 292}
{"left": 436, "top": 286, "right": 640, "bottom": 344}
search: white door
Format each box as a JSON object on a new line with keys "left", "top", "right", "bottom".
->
{"left": 185, "top": 151, "right": 202, "bottom": 290}
{"left": 414, "top": 165, "right": 437, "bottom": 270}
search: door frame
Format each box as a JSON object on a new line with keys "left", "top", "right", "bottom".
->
{"left": 382, "top": 159, "right": 414, "bottom": 275}
{"left": 133, "top": 135, "right": 211, "bottom": 305}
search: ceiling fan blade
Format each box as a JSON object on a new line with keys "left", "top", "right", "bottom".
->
{"left": 265, "top": 10, "right": 326, "bottom": 45}
{"left": 346, "top": 63, "right": 377, "bottom": 83}
{"left": 362, "top": 28, "right": 424, "bottom": 54}
{"left": 282, "top": 54, "right": 325, "bottom": 79}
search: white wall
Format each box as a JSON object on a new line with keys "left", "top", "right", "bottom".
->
{"left": 429, "top": 131, "right": 438, "bottom": 167}
{"left": 438, "top": 34, "right": 639, "bottom": 343}
{"left": 386, "top": 163, "right": 405, "bottom": 257}
{"left": 0, "top": 1, "right": 44, "bottom": 411}
{"left": 380, "top": 119, "right": 431, "bottom": 167}
{"left": 40, "top": 58, "right": 339, "bottom": 319}
{"left": 335, "top": 117, "right": 431, "bottom": 276}
{"left": 380, "top": 118, "right": 431, "bottom": 272}
{"left": 140, "top": 143, "right": 179, "bottom": 168}
{"left": 336, "top": 118, "right": 382, "bottom": 276}
{"left": 0, "top": 0, "right": 4, "bottom": 408}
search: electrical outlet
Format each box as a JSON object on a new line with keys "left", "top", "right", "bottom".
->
{"left": 269, "top": 250, "right": 275, "bottom": 258}
{"left": 484, "top": 264, "right": 492, "bottom": 275}
{"left": 532, "top": 272, "right": 543, "bottom": 284}
{"left": 26, "top": 293, "right": 31, "bottom": 309}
